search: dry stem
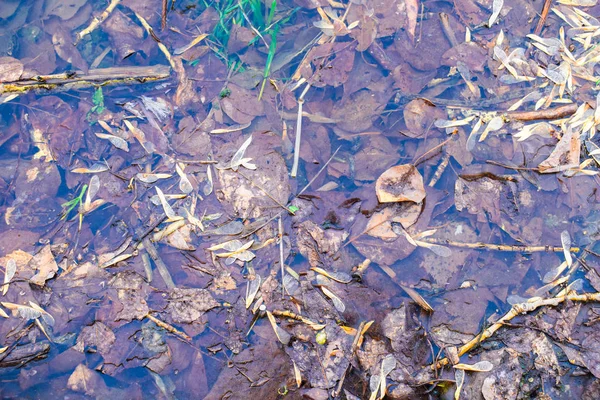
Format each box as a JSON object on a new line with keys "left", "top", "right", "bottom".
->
{"left": 419, "top": 238, "right": 580, "bottom": 253}
{"left": 75, "top": 0, "right": 122, "bottom": 44}
{"left": 431, "top": 292, "right": 600, "bottom": 369}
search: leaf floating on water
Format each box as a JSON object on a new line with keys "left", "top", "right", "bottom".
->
{"left": 454, "top": 368, "right": 465, "bottom": 400}
{"left": 140, "top": 96, "right": 172, "bottom": 122}
{"left": 454, "top": 360, "right": 494, "bottom": 372}
{"left": 95, "top": 132, "right": 129, "bottom": 152}
{"left": 173, "top": 33, "right": 209, "bottom": 55}
{"left": 2, "top": 259, "right": 16, "bottom": 296}
{"left": 478, "top": 116, "right": 504, "bottom": 142}
{"left": 266, "top": 311, "right": 291, "bottom": 345}
{"left": 561, "top": 230, "right": 573, "bottom": 267}
{"left": 209, "top": 239, "right": 256, "bottom": 263}
{"left": 311, "top": 267, "right": 352, "bottom": 284}
{"left": 176, "top": 163, "right": 193, "bottom": 194}
{"left": 543, "top": 260, "right": 568, "bottom": 284}
{"left": 321, "top": 286, "right": 346, "bottom": 313}
{"left": 292, "top": 360, "right": 302, "bottom": 388}
{"left": 210, "top": 122, "right": 251, "bottom": 134}
{"left": 400, "top": 285, "right": 434, "bottom": 312}
{"left": 375, "top": 164, "right": 426, "bottom": 203}
{"left": 71, "top": 163, "right": 109, "bottom": 174}
{"left": 246, "top": 275, "right": 262, "bottom": 309}
{"left": 203, "top": 220, "right": 244, "bottom": 236}
{"left": 229, "top": 135, "right": 255, "bottom": 172}
{"left": 204, "top": 165, "right": 214, "bottom": 196}
{"left": 155, "top": 187, "right": 180, "bottom": 221}
{"left": 488, "top": 0, "right": 503, "bottom": 26}
{"left": 414, "top": 240, "right": 452, "bottom": 257}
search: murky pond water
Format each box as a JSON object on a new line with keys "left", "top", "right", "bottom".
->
{"left": 1, "top": 0, "right": 600, "bottom": 399}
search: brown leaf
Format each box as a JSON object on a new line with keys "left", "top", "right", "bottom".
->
{"left": 67, "top": 364, "right": 106, "bottom": 395}
{"left": 0, "top": 57, "right": 23, "bottom": 83}
{"left": 167, "top": 288, "right": 219, "bottom": 324}
{"left": 405, "top": 0, "right": 419, "bottom": 43}
{"left": 331, "top": 90, "right": 385, "bottom": 133}
{"left": 52, "top": 28, "right": 88, "bottom": 72}
{"left": 403, "top": 99, "right": 445, "bottom": 138}
{"left": 29, "top": 245, "right": 58, "bottom": 287}
{"left": 538, "top": 125, "right": 580, "bottom": 173}
{"left": 45, "top": 0, "right": 87, "bottom": 20}
{"left": 376, "top": 165, "right": 426, "bottom": 203}
{"left": 354, "top": 14, "right": 378, "bottom": 52}
{"left": 221, "top": 84, "right": 264, "bottom": 124}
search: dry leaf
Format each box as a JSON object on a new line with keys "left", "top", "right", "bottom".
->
{"left": 376, "top": 165, "right": 426, "bottom": 203}
{"left": 29, "top": 245, "right": 58, "bottom": 286}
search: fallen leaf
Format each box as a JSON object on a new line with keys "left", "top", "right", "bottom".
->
{"left": 0, "top": 57, "right": 23, "bottom": 83}
{"left": 29, "top": 245, "right": 58, "bottom": 286}
{"left": 376, "top": 165, "right": 426, "bottom": 203}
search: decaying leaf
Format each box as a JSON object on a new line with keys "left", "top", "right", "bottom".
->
{"left": 71, "top": 163, "right": 110, "bottom": 174}
{"left": 376, "top": 165, "right": 426, "bottom": 203}
{"left": 454, "top": 360, "right": 494, "bottom": 371}
{"left": 321, "top": 286, "right": 346, "bottom": 313}
{"left": 95, "top": 132, "right": 129, "bottom": 151}
{"left": 266, "top": 310, "right": 291, "bottom": 345}
{"left": 246, "top": 275, "right": 262, "bottom": 309}
{"left": 369, "top": 354, "right": 396, "bottom": 400}
{"left": 176, "top": 163, "right": 193, "bottom": 194}
{"left": 208, "top": 239, "right": 256, "bottom": 264}
{"left": 311, "top": 267, "right": 352, "bottom": 283}
{"left": 2, "top": 259, "right": 16, "bottom": 296}
{"left": 29, "top": 245, "right": 58, "bottom": 287}
{"left": 156, "top": 187, "right": 182, "bottom": 222}
{"left": 1, "top": 301, "right": 55, "bottom": 326}
{"left": 137, "top": 173, "right": 172, "bottom": 183}
{"left": 454, "top": 368, "right": 465, "bottom": 400}
{"left": 400, "top": 285, "right": 434, "bottom": 312}
{"left": 488, "top": 0, "right": 504, "bottom": 26}
{"left": 561, "top": 230, "right": 573, "bottom": 267}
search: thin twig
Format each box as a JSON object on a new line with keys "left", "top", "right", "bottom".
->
{"left": 430, "top": 291, "right": 600, "bottom": 370}
{"left": 75, "top": 0, "right": 122, "bottom": 44}
{"left": 291, "top": 84, "right": 312, "bottom": 178}
{"left": 534, "top": 0, "right": 553, "bottom": 35}
{"left": 419, "top": 238, "right": 580, "bottom": 253}
{"left": 0, "top": 65, "right": 171, "bottom": 95}
{"left": 134, "top": 12, "right": 176, "bottom": 70}
{"left": 161, "top": 0, "right": 168, "bottom": 30}
{"left": 507, "top": 103, "right": 578, "bottom": 121}
{"left": 279, "top": 216, "right": 285, "bottom": 297}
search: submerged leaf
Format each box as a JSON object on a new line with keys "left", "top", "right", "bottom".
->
{"left": 2, "top": 259, "right": 16, "bottom": 296}
{"left": 376, "top": 165, "right": 426, "bottom": 203}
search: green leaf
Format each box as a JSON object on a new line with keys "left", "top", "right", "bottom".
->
{"left": 288, "top": 205, "right": 299, "bottom": 214}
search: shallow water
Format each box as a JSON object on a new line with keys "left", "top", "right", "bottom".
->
{"left": 1, "top": 0, "right": 600, "bottom": 398}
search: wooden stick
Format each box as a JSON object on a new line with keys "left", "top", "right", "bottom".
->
{"left": 534, "top": 0, "right": 553, "bottom": 36}
{"left": 419, "top": 238, "right": 580, "bottom": 253}
{"left": 146, "top": 313, "right": 192, "bottom": 341}
{"left": 507, "top": 103, "right": 578, "bottom": 121}
{"left": 161, "top": 0, "right": 168, "bottom": 30}
{"left": 0, "top": 65, "right": 170, "bottom": 95}
{"left": 431, "top": 292, "right": 600, "bottom": 370}
{"left": 291, "top": 84, "right": 311, "bottom": 178}
{"left": 75, "top": 0, "right": 122, "bottom": 45}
